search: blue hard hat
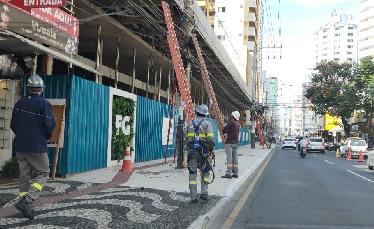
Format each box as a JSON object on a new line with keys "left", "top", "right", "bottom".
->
{"left": 196, "top": 104, "right": 209, "bottom": 116}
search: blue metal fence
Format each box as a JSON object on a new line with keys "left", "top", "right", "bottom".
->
{"left": 44, "top": 75, "right": 109, "bottom": 175}
{"left": 135, "top": 96, "right": 178, "bottom": 162}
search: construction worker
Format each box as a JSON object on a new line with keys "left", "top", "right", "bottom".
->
{"left": 186, "top": 104, "right": 215, "bottom": 204}
{"left": 10, "top": 75, "right": 56, "bottom": 220}
{"left": 222, "top": 111, "right": 241, "bottom": 179}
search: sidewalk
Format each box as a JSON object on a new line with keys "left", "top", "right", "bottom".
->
{"left": 0, "top": 144, "right": 274, "bottom": 228}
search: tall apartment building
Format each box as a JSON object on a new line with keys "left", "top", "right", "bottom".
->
{"left": 263, "top": 76, "right": 279, "bottom": 132}
{"left": 213, "top": 0, "right": 261, "bottom": 101}
{"left": 315, "top": 9, "right": 358, "bottom": 64}
{"left": 359, "top": 0, "right": 374, "bottom": 59}
{"left": 196, "top": 0, "right": 215, "bottom": 27}
{"left": 302, "top": 83, "right": 323, "bottom": 135}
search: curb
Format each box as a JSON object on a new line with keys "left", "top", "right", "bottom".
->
{"left": 188, "top": 146, "right": 277, "bottom": 229}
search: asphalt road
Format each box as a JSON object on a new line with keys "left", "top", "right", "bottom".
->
{"left": 211, "top": 146, "right": 374, "bottom": 229}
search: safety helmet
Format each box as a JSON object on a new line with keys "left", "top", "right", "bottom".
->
{"left": 232, "top": 111, "right": 240, "bottom": 121}
{"left": 196, "top": 104, "right": 209, "bottom": 116}
{"left": 26, "top": 75, "right": 45, "bottom": 88}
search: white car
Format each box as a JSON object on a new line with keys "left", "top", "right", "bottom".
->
{"left": 282, "top": 138, "right": 297, "bottom": 150}
{"left": 367, "top": 150, "right": 374, "bottom": 170}
{"left": 341, "top": 137, "right": 368, "bottom": 158}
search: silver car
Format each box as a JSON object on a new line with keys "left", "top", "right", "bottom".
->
{"left": 307, "top": 137, "right": 325, "bottom": 153}
{"left": 282, "top": 138, "right": 297, "bottom": 150}
{"left": 367, "top": 149, "right": 374, "bottom": 170}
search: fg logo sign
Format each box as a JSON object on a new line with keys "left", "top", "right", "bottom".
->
{"left": 115, "top": 115, "right": 131, "bottom": 135}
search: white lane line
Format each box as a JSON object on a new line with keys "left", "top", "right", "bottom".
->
{"left": 324, "top": 160, "right": 334, "bottom": 165}
{"left": 313, "top": 155, "right": 317, "bottom": 157}
{"left": 346, "top": 170, "right": 374, "bottom": 183}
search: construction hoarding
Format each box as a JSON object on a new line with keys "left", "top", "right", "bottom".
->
{"left": 0, "top": 0, "right": 79, "bottom": 54}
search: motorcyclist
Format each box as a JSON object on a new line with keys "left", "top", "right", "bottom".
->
{"left": 299, "top": 137, "right": 309, "bottom": 151}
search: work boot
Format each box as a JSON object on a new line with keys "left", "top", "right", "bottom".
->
{"left": 200, "top": 194, "right": 209, "bottom": 202}
{"left": 232, "top": 174, "right": 238, "bottom": 178}
{"left": 190, "top": 199, "right": 199, "bottom": 204}
{"left": 221, "top": 174, "right": 232, "bottom": 179}
{"left": 15, "top": 198, "right": 35, "bottom": 220}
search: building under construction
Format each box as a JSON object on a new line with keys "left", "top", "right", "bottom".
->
{"left": 0, "top": 0, "right": 259, "bottom": 175}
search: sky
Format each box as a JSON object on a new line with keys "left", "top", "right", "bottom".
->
{"left": 262, "top": 0, "right": 359, "bottom": 98}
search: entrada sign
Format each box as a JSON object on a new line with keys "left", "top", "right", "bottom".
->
{"left": 10, "top": 0, "right": 67, "bottom": 10}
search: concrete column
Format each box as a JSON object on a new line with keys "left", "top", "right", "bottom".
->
{"left": 158, "top": 66, "right": 162, "bottom": 101}
{"left": 167, "top": 69, "right": 171, "bottom": 103}
{"left": 114, "top": 38, "right": 120, "bottom": 88}
{"left": 95, "top": 26, "right": 102, "bottom": 83}
{"left": 41, "top": 54, "right": 53, "bottom": 75}
{"left": 131, "top": 48, "right": 137, "bottom": 93}
{"left": 146, "top": 62, "right": 150, "bottom": 98}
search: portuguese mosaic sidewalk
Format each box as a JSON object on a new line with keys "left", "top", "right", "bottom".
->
{"left": 0, "top": 144, "right": 272, "bottom": 228}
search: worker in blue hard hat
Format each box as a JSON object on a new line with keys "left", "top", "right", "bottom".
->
{"left": 186, "top": 104, "right": 215, "bottom": 204}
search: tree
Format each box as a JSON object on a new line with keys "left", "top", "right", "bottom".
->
{"left": 355, "top": 56, "right": 374, "bottom": 136}
{"left": 305, "top": 61, "right": 360, "bottom": 136}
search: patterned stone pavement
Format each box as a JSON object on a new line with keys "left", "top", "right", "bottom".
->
{"left": 0, "top": 186, "right": 220, "bottom": 229}
{"left": 0, "top": 180, "right": 98, "bottom": 209}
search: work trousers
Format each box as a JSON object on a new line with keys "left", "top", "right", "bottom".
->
{"left": 225, "top": 144, "right": 239, "bottom": 175}
{"left": 16, "top": 152, "right": 49, "bottom": 204}
{"left": 187, "top": 149, "right": 210, "bottom": 200}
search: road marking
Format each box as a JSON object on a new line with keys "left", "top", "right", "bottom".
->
{"left": 313, "top": 155, "right": 317, "bottom": 157}
{"left": 324, "top": 160, "right": 334, "bottom": 165}
{"left": 221, "top": 147, "right": 274, "bottom": 229}
{"left": 346, "top": 170, "right": 374, "bottom": 183}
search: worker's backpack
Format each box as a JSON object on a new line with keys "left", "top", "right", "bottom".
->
{"left": 190, "top": 119, "right": 205, "bottom": 151}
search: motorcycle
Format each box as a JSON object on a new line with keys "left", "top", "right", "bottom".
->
{"left": 299, "top": 146, "right": 307, "bottom": 158}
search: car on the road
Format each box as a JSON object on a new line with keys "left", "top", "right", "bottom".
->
{"left": 340, "top": 138, "right": 368, "bottom": 158}
{"left": 282, "top": 138, "right": 297, "bottom": 150}
{"left": 367, "top": 149, "right": 374, "bottom": 170}
{"left": 307, "top": 137, "right": 325, "bottom": 153}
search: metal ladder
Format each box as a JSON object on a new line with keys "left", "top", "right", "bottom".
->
{"left": 161, "top": 1, "right": 195, "bottom": 123}
{"left": 161, "top": 1, "right": 225, "bottom": 140}
{"left": 191, "top": 33, "right": 225, "bottom": 140}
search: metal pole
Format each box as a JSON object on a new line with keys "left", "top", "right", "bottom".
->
{"left": 131, "top": 48, "right": 137, "bottom": 93}
{"left": 167, "top": 69, "right": 171, "bottom": 102}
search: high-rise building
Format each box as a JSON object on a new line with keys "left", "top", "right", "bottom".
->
{"left": 213, "top": 0, "right": 261, "bottom": 101}
{"left": 359, "top": 0, "right": 374, "bottom": 59}
{"left": 263, "top": 76, "right": 279, "bottom": 132}
{"left": 315, "top": 9, "right": 358, "bottom": 63}
{"left": 302, "top": 83, "right": 322, "bottom": 135}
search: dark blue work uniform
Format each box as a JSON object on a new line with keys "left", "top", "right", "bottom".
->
{"left": 10, "top": 94, "right": 56, "bottom": 153}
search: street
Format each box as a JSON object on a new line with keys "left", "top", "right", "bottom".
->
{"left": 211, "top": 146, "right": 374, "bottom": 229}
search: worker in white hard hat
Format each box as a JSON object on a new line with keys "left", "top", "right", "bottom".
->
{"left": 222, "top": 111, "right": 241, "bottom": 179}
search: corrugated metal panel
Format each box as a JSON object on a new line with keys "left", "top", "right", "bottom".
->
{"left": 66, "top": 76, "right": 109, "bottom": 174}
{"left": 135, "top": 96, "right": 178, "bottom": 162}
{"left": 208, "top": 118, "right": 224, "bottom": 150}
{"left": 43, "top": 75, "right": 72, "bottom": 175}
{"left": 44, "top": 75, "right": 109, "bottom": 175}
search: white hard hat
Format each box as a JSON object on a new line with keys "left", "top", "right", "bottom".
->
{"left": 232, "top": 111, "right": 240, "bottom": 121}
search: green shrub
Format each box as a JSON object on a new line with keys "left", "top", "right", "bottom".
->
{"left": 2, "top": 157, "right": 19, "bottom": 178}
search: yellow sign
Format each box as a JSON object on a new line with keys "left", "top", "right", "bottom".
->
{"left": 324, "top": 114, "right": 341, "bottom": 131}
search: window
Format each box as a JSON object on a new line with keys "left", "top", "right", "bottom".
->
{"left": 218, "top": 35, "right": 225, "bottom": 41}
{"left": 218, "top": 7, "right": 226, "bottom": 12}
{"left": 348, "top": 27, "right": 354, "bottom": 30}
{"left": 347, "top": 45, "right": 353, "bottom": 48}
{"left": 347, "top": 58, "right": 353, "bottom": 61}
{"left": 334, "top": 58, "right": 339, "bottom": 61}
{"left": 239, "top": 33, "right": 242, "bottom": 36}
{"left": 335, "top": 33, "right": 339, "bottom": 36}
{"left": 347, "top": 51, "right": 353, "bottom": 55}
{"left": 347, "top": 39, "right": 353, "bottom": 42}
{"left": 240, "top": 4, "right": 243, "bottom": 8}
{"left": 209, "top": 11, "right": 215, "bottom": 16}
{"left": 348, "top": 33, "right": 353, "bottom": 36}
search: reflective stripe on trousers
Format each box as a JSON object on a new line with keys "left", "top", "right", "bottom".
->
{"left": 225, "top": 144, "right": 239, "bottom": 175}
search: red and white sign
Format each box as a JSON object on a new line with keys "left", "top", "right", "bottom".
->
{"left": 10, "top": 0, "right": 67, "bottom": 10}
{"left": 30, "top": 7, "right": 78, "bottom": 37}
